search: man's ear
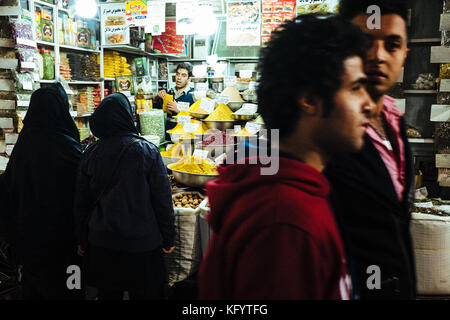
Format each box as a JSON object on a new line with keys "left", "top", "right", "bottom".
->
{"left": 297, "top": 92, "right": 320, "bottom": 116}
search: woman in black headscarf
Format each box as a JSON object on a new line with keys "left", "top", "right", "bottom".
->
{"left": 74, "top": 92, "right": 176, "bottom": 300}
{"left": 0, "top": 83, "right": 83, "bottom": 299}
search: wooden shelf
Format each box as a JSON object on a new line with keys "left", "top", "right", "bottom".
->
{"left": 409, "top": 38, "right": 441, "bottom": 43}
{"left": 403, "top": 90, "right": 438, "bottom": 94}
{"left": 408, "top": 138, "right": 435, "bottom": 144}
{"left": 0, "top": 6, "right": 21, "bottom": 16}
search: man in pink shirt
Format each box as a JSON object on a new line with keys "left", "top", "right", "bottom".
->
{"left": 325, "top": 0, "right": 416, "bottom": 299}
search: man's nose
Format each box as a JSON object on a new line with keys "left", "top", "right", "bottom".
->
{"left": 362, "top": 88, "right": 376, "bottom": 115}
{"left": 367, "top": 40, "right": 388, "bottom": 63}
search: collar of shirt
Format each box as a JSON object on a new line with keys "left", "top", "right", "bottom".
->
{"left": 169, "top": 86, "right": 192, "bottom": 100}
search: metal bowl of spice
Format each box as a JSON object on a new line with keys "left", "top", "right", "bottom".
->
{"left": 168, "top": 167, "right": 218, "bottom": 187}
{"left": 202, "top": 120, "right": 236, "bottom": 131}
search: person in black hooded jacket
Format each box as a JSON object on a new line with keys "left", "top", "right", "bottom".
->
{"left": 73, "top": 92, "right": 176, "bottom": 300}
{"left": 0, "top": 83, "right": 83, "bottom": 299}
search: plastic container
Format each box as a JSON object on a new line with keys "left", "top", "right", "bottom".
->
{"left": 42, "top": 49, "right": 54, "bottom": 80}
{"left": 139, "top": 109, "right": 165, "bottom": 142}
{"left": 37, "top": 49, "right": 44, "bottom": 80}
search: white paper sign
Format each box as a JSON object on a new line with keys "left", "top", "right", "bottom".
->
{"left": 5, "top": 145, "right": 14, "bottom": 156}
{"left": 176, "top": 1, "right": 197, "bottom": 35}
{"left": 101, "top": 3, "right": 130, "bottom": 46}
{"left": 224, "top": 76, "right": 237, "bottom": 87}
{"left": 216, "top": 95, "right": 230, "bottom": 105}
{"left": 193, "top": 149, "right": 209, "bottom": 159}
{"left": 165, "top": 144, "right": 173, "bottom": 151}
{"left": 214, "top": 153, "right": 227, "bottom": 166}
{"left": 245, "top": 122, "right": 261, "bottom": 135}
{"left": 239, "top": 70, "right": 253, "bottom": 79}
{"left": 248, "top": 81, "right": 257, "bottom": 90}
{"left": 241, "top": 103, "right": 258, "bottom": 114}
{"left": 200, "top": 98, "right": 215, "bottom": 113}
{"left": 23, "top": 80, "right": 33, "bottom": 90}
{"left": 70, "top": 111, "right": 78, "bottom": 117}
{"left": 177, "top": 115, "right": 191, "bottom": 125}
{"left": 145, "top": 1, "right": 166, "bottom": 34}
{"left": 194, "top": 91, "right": 207, "bottom": 100}
{"left": 177, "top": 101, "right": 190, "bottom": 111}
{"left": 234, "top": 125, "right": 242, "bottom": 134}
{"left": 183, "top": 123, "right": 199, "bottom": 133}
{"left": 21, "top": 62, "right": 35, "bottom": 69}
{"left": 16, "top": 38, "right": 36, "bottom": 48}
{"left": 196, "top": 82, "right": 208, "bottom": 91}
{"left": 33, "top": 72, "right": 40, "bottom": 81}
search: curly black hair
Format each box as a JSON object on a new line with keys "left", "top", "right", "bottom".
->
{"left": 176, "top": 62, "right": 193, "bottom": 77}
{"left": 257, "top": 15, "right": 369, "bottom": 139}
{"left": 339, "top": 0, "right": 409, "bottom": 22}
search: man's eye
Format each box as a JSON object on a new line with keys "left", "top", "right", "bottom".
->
{"left": 352, "top": 86, "right": 361, "bottom": 92}
{"left": 386, "top": 42, "right": 401, "bottom": 51}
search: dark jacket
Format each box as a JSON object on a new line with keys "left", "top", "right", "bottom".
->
{"left": 324, "top": 117, "right": 416, "bottom": 300}
{"left": 73, "top": 93, "right": 176, "bottom": 253}
{"left": 0, "top": 83, "right": 82, "bottom": 266}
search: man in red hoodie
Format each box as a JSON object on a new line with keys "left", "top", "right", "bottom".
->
{"left": 198, "top": 15, "right": 375, "bottom": 300}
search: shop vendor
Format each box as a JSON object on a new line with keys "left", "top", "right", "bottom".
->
{"left": 155, "top": 62, "right": 195, "bottom": 133}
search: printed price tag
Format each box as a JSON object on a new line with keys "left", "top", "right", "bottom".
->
{"left": 177, "top": 115, "right": 191, "bottom": 125}
{"left": 5, "top": 145, "right": 14, "bottom": 156}
{"left": 239, "top": 70, "right": 253, "bottom": 79}
{"left": 21, "top": 62, "right": 35, "bottom": 70}
{"left": 196, "top": 82, "right": 208, "bottom": 91}
{"left": 183, "top": 123, "right": 199, "bottom": 133}
{"left": 193, "top": 149, "right": 209, "bottom": 159}
{"left": 178, "top": 102, "right": 190, "bottom": 111}
{"left": 224, "top": 76, "right": 237, "bottom": 87}
{"left": 23, "top": 80, "right": 33, "bottom": 90}
{"left": 245, "top": 122, "right": 261, "bottom": 135}
{"left": 248, "top": 81, "right": 257, "bottom": 91}
{"left": 234, "top": 125, "right": 242, "bottom": 134}
{"left": 200, "top": 98, "right": 215, "bottom": 114}
{"left": 194, "top": 91, "right": 207, "bottom": 100}
{"left": 241, "top": 103, "right": 258, "bottom": 114}
{"left": 70, "top": 111, "right": 77, "bottom": 117}
{"left": 216, "top": 95, "right": 230, "bottom": 105}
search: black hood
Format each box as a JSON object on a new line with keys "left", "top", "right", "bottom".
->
{"left": 89, "top": 92, "right": 139, "bottom": 139}
{"left": 22, "top": 82, "right": 80, "bottom": 142}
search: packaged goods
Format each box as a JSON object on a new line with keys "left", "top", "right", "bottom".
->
{"left": 11, "top": 19, "right": 35, "bottom": 49}
{"left": 413, "top": 73, "right": 437, "bottom": 90}
{"left": 162, "top": 93, "right": 173, "bottom": 114}
{"left": 41, "top": 14, "right": 54, "bottom": 43}
{"left": 200, "top": 131, "right": 235, "bottom": 146}
{"left": 204, "top": 103, "right": 233, "bottom": 121}
{"left": 173, "top": 192, "right": 205, "bottom": 209}
{"left": 139, "top": 109, "right": 165, "bottom": 142}
{"left": 170, "top": 156, "right": 218, "bottom": 175}
{"left": 17, "top": 48, "right": 36, "bottom": 72}
{"left": 221, "top": 86, "right": 244, "bottom": 102}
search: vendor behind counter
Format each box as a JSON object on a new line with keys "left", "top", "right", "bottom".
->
{"left": 154, "top": 63, "right": 195, "bottom": 138}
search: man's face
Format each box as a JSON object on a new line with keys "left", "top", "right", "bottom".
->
{"left": 175, "top": 68, "right": 190, "bottom": 89}
{"left": 351, "top": 14, "right": 409, "bottom": 97}
{"left": 316, "top": 56, "right": 373, "bottom": 153}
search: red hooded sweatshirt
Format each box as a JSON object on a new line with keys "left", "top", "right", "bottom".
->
{"left": 198, "top": 156, "right": 352, "bottom": 300}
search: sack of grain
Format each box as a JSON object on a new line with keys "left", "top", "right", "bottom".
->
{"left": 410, "top": 212, "right": 450, "bottom": 294}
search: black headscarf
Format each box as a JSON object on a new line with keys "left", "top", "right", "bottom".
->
{"left": 89, "top": 92, "right": 139, "bottom": 139}
{"left": 1, "top": 83, "right": 82, "bottom": 265}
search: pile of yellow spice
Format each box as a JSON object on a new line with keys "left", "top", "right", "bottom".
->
{"left": 204, "top": 103, "right": 234, "bottom": 121}
{"left": 169, "top": 156, "right": 218, "bottom": 175}
{"left": 167, "top": 119, "right": 209, "bottom": 135}
{"left": 160, "top": 143, "right": 183, "bottom": 158}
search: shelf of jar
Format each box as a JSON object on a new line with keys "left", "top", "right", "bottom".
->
{"left": 67, "top": 81, "right": 102, "bottom": 85}
{"left": 59, "top": 44, "right": 100, "bottom": 53}
{"left": 34, "top": 0, "right": 56, "bottom": 9}
{"left": 36, "top": 40, "right": 55, "bottom": 47}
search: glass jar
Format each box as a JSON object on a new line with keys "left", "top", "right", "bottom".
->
{"left": 42, "top": 49, "right": 54, "bottom": 80}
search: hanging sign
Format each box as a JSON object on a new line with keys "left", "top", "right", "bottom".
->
{"left": 125, "top": 0, "right": 148, "bottom": 27}
{"left": 227, "top": 0, "right": 261, "bottom": 46}
{"left": 176, "top": 1, "right": 197, "bottom": 35}
{"left": 145, "top": 1, "right": 166, "bottom": 34}
{"left": 101, "top": 3, "right": 130, "bottom": 45}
